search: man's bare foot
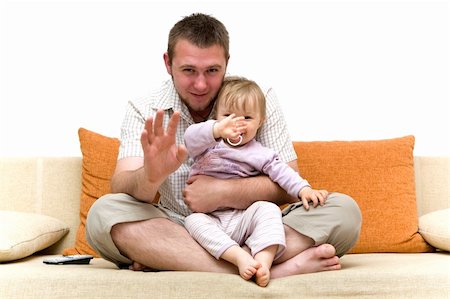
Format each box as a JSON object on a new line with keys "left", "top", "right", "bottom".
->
{"left": 236, "top": 254, "right": 261, "bottom": 280}
{"left": 271, "top": 244, "right": 341, "bottom": 279}
{"left": 255, "top": 265, "right": 271, "bottom": 287}
{"left": 129, "top": 261, "right": 152, "bottom": 271}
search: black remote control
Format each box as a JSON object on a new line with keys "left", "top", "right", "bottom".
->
{"left": 43, "top": 255, "right": 94, "bottom": 265}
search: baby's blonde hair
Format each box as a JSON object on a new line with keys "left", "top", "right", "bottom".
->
{"left": 216, "top": 76, "right": 266, "bottom": 122}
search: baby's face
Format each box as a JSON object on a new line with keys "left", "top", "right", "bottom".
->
{"left": 216, "top": 105, "right": 263, "bottom": 146}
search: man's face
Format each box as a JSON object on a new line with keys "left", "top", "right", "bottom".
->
{"left": 164, "top": 39, "right": 228, "bottom": 112}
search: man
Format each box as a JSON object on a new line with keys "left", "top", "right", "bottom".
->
{"left": 86, "top": 13, "right": 361, "bottom": 278}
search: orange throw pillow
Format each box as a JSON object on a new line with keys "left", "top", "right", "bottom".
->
{"left": 63, "top": 128, "right": 120, "bottom": 257}
{"left": 293, "top": 135, "right": 434, "bottom": 253}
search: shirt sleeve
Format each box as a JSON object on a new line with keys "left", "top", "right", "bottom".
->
{"left": 184, "top": 120, "right": 218, "bottom": 159}
{"left": 257, "top": 87, "right": 297, "bottom": 163}
{"left": 261, "top": 152, "right": 310, "bottom": 198}
{"left": 118, "top": 100, "right": 149, "bottom": 160}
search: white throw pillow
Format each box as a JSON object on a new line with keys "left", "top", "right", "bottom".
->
{"left": 419, "top": 209, "right": 450, "bottom": 252}
{"left": 0, "top": 211, "right": 69, "bottom": 262}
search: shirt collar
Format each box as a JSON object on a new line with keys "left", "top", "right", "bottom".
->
{"left": 149, "top": 79, "right": 177, "bottom": 111}
{"left": 150, "top": 78, "right": 215, "bottom": 125}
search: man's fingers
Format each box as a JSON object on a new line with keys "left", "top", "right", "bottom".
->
{"left": 141, "top": 129, "right": 150, "bottom": 150}
{"left": 185, "top": 175, "right": 197, "bottom": 185}
{"left": 143, "top": 116, "right": 154, "bottom": 141}
{"left": 177, "top": 144, "right": 188, "bottom": 164}
{"left": 166, "top": 111, "right": 181, "bottom": 138}
{"left": 141, "top": 110, "right": 182, "bottom": 155}
{"left": 153, "top": 110, "right": 165, "bottom": 136}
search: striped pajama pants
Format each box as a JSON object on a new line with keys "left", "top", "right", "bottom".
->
{"left": 184, "top": 201, "right": 286, "bottom": 260}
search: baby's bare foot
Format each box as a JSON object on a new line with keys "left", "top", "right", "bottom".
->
{"left": 236, "top": 254, "right": 261, "bottom": 280}
{"left": 255, "top": 265, "right": 271, "bottom": 287}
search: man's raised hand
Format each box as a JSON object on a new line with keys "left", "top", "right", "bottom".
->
{"left": 141, "top": 110, "right": 188, "bottom": 185}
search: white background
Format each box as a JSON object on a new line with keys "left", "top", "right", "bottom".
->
{"left": 0, "top": 0, "right": 448, "bottom": 157}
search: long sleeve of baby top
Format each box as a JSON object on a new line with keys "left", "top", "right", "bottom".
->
{"left": 184, "top": 120, "right": 310, "bottom": 198}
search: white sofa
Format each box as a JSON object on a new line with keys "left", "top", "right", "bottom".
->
{"left": 0, "top": 156, "right": 449, "bottom": 299}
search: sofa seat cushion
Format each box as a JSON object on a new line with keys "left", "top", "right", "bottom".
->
{"left": 0, "top": 253, "right": 448, "bottom": 298}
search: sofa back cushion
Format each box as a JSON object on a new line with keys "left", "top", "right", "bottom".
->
{"left": 414, "top": 156, "right": 450, "bottom": 215}
{"left": 0, "top": 157, "right": 82, "bottom": 254}
{"left": 63, "top": 128, "right": 119, "bottom": 257}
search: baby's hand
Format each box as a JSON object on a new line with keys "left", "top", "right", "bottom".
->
{"left": 214, "top": 114, "right": 246, "bottom": 140}
{"left": 298, "top": 187, "right": 329, "bottom": 210}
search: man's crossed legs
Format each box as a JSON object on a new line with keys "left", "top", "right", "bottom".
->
{"left": 86, "top": 192, "right": 361, "bottom": 278}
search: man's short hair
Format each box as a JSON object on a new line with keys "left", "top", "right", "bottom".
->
{"left": 167, "top": 13, "right": 229, "bottom": 64}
